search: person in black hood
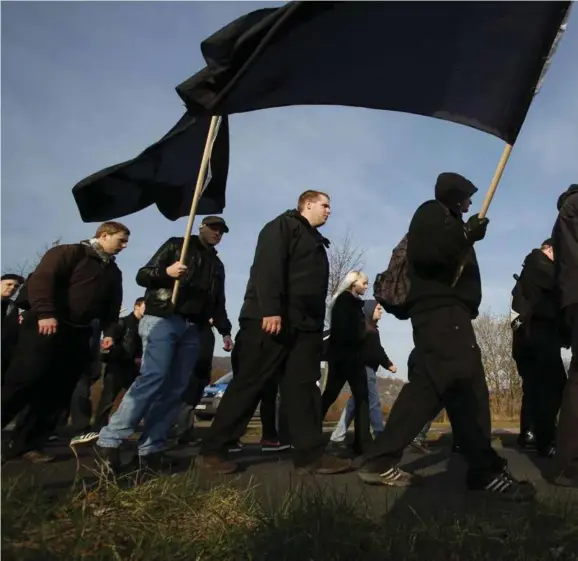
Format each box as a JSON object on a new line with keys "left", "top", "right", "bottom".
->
{"left": 511, "top": 239, "right": 566, "bottom": 457}
{"left": 359, "top": 172, "right": 535, "bottom": 501}
{"left": 199, "top": 190, "right": 351, "bottom": 477}
{"left": 548, "top": 184, "right": 578, "bottom": 488}
{"left": 91, "top": 217, "right": 233, "bottom": 473}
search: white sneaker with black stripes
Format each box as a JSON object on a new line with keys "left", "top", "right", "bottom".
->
{"left": 471, "top": 467, "right": 536, "bottom": 502}
{"left": 358, "top": 463, "right": 421, "bottom": 487}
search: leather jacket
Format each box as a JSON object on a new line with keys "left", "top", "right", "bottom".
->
{"left": 136, "top": 236, "right": 232, "bottom": 336}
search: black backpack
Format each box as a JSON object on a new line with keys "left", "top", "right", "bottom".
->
{"left": 374, "top": 202, "right": 451, "bottom": 321}
{"left": 373, "top": 235, "right": 410, "bottom": 320}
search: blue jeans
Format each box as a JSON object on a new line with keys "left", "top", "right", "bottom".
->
{"left": 330, "top": 366, "right": 384, "bottom": 442}
{"left": 98, "top": 314, "right": 200, "bottom": 456}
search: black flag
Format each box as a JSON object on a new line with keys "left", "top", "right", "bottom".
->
{"left": 72, "top": 113, "right": 229, "bottom": 222}
{"left": 176, "top": 1, "right": 570, "bottom": 145}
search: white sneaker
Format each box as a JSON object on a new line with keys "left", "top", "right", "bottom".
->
{"left": 70, "top": 432, "right": 99, "bottom": 447}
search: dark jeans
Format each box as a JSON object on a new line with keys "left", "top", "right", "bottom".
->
{"left": 322, "top": 352, "right": 371, "bottom": 454}
{"left": 366, "top": 306, "right": 504, "bottom": 483}
{"left": 200, "top": 320, "right": 325, "bottom": 466}
{"left": 513, "top": 322, "right": 567, "bottom": 453}
{"left": 554, "top": 305, "right": 578, "bottom": 475}
{"left": 2, "top": 314, "right": 91, "bottom": 456}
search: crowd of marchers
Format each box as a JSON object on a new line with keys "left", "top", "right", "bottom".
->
{"left": 2, "top": 179, "right": 577, "bottom": 501}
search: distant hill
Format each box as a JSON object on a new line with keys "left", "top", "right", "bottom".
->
{"left": 376, "top": 376, "right": 405, "bottom": 406}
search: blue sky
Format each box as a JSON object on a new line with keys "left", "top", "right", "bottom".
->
{"left": 2, "top": 2, "right": 577, "bottom": 378}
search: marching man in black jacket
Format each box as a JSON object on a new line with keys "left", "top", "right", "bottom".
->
{"left": 359, "top": 172, "right": 534, "bottom": 501}
{"left": 549, "top": 184, "right": 578, "bottom": 488}
{"left": 69, "top": 297, "right": 146, "bottom": 446}
{"left": 512, "top": 239, "right": 566, "bottom": 457}
{"left": 93, "top": 216, "right": 232, "bottom": 472}
{"left": 199, "top": 191, "right": 351, "bottom": 476}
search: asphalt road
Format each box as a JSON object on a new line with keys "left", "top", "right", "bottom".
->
{"left": 3, "top": 427, "right": 575, "bottom": 515}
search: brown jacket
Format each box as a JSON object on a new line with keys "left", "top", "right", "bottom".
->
{"left": 28, "top": 243, "right": 123, "bottom": 336}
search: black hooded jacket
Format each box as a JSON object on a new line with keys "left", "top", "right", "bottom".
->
{"left": 553, "top": 185, "right": 578, "bottom": 310}
{"left": 517, "top": 249, "right": 558, "bottom": 323}
{"left": 406, "top": 172, "right": 481, "bottom": 318}
{"left": 239, "top": 209, "right": 330, "bottom": 332}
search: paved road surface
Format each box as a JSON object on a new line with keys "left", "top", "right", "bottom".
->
{"left": 3, "top": 428, "right": 575, "bottom": 516}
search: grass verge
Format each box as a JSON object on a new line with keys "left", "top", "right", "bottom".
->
{"left": 2, "top": 469, "right": 578, "bottom": 561}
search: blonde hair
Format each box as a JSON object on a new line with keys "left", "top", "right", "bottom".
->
{"left": 328, "top": 270, "right": 369, "bottom": 321}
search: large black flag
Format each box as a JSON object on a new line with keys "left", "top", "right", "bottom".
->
{"left": 72, "top": 113, "right": 229, "bottom": 222}
{"left": 176, "top": 1, "right": 571, "bottom": 145}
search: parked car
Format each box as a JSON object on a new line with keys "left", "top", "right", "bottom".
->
{"left": 194, "top": 372, "right": 233, "bottom": 420}
{"left": 194, "top": 371, "right": 324, "bottom": 421}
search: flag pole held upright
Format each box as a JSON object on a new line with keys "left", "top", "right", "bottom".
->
{"left": 171, "top": 115, "right": 221, "bottom": 304}
{"left": 451, "top": 143, "right": 513, "bottom": 288}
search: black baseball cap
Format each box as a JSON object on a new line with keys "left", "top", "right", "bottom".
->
{"left": 541, "top": 237, "right": 553, "bottom": 247}
{"left": 201, "top": 216, "right": 229, "bottom": 233}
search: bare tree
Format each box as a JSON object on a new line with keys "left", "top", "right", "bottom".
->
{"left": 327, "top": 231, "right": 366, "bottom": 299}
{"left": 473, "top": 311, "right": 521, "bottom": 419}
{"left": 1, "top": 238, "right": 61, "bottom": 278}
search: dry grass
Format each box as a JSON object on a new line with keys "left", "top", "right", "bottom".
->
{"left": 3, "top": 468, "right": 578, "bottom": 561}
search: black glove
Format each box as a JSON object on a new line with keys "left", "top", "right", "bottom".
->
{"left": 465, "top": 214, "right": 489, "bottom": 243}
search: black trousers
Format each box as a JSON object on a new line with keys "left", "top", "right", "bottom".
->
{"left": 2, "top": 314, "right": 91, "bottom": 456}
{"left": 228, "top": 333, "right": 289, "bottom": 443}
{"left": 93, "top": 362, "right": 138, "bottom": 432}
{"left": 259, "top": 375, "right": 290, "bottom": 442}
{"left": 554, "top": 305, "right": 578, "bottom": 475}
{"left": 513, "top": 323, "right": 567, "bottom": 453}
{"left": 322, "top": 353, "right": 372, "bottom": 454}
{"left": 365, "top": 306, "right": 503, "bottom": 481}
{"left": 408, "top": 347, "right": 492, "bottom": 446}
{"left": 200, "top": 320, "right": 325, "bottom": 466}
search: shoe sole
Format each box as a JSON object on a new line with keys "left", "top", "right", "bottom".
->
{"left": 262, "top": 444, "right": 292, "bottom": 452}
{"left": 469, "top": 487, "right": 537, "bottom": 502}
{"left": 357, "top": 471, "right": 415, "bottom": 487}
{"left": 70, "top": 434, "right": 99, "bottom": 447}
{"left": 295, "top": 461, "right": 353, "bottom": 476}
{"left": 196, "top": 457, "right": 238, "bottom": 475}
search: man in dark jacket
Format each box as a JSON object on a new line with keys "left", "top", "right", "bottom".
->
{"left": 359, "top": 172, "right": 534, "bottom": 500}
{"left": 549, "top": 184, "right": 578, "bottom": 488}
{"left": 2, "top": 222, "right": 127, "bottom": 462}
{"left": 199, "top": 191, "right": 351, "bottom": 476}
{"left": 68, "top": 298, "right": 146, "bottom": 446}
{"left": 512, "top": 239, "right": 566, "bottom": 457}
{"left": 94, "top": 217, "right": 232, "bottom": 472}
{"left": 1, "top": 273, "right": 25, "bottom": 383}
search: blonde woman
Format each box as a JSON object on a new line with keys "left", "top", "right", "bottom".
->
{"left": 321, "top": 271, "right": 372, "bottom": 455}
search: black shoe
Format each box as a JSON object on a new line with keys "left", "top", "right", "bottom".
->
{"left": 358, "top": 461, "right": 421, "bottom": 487}
{"left": 517, "top": 431, "right": 536, "bottom": 451}
{"left": 138, "top": 452, "right": 178, "bottom": 472}
{"left": 537, "top": 445, "right": 556, "bottom": 458}
{"left": 94, "top": 445, "right": 122, "bottom": 475}
{"left": 410, "top": 439, "right": 430, "bottom": 455}
{"left": 468, "top": 467, "right": 536, "bottom": 502}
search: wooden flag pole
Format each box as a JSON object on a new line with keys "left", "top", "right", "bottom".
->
{"left": 451, "top": 143, "right": 513, "bottom": 287}
{"left": 171, "top": 115, "right": 221, "bottom": 305}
